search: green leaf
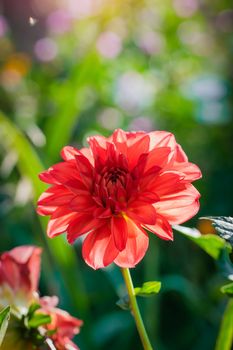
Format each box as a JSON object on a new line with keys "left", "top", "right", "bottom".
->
{"left": 27, "top": 303, "right": 41, "bottom": 319}
{"left": 203, "top": 217, "right": 233, "bottom": 246}
{"left": 215, "top": 299, "right": 233, "bottom": 350}
{"left": 27, "top": 313, "right": 51, "bottom": 328}
{"left": 0, "top": 306, "right": 10, "bottom": 346}
{"left": 134, "top": 281, "right": 161, "bottom": 297}
{"left": 173, "top": 224, "right": 231, "bottom": 259}
{"left": 116, "top": 295, "right": 130, "bottom": 311}
{"left": 221, "top": 283, "right": 233, "bottom": 296}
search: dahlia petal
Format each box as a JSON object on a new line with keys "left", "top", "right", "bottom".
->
{"left": 63, "top": 179, "right": 89, "bottom": 195}
{"left": 88, "top": 137, "right": 108, "bottom": 171}
{"left": 37, "top": 205, "right": 57, "bottom": 216}
{"left": 111, "top": 129, "right": 127, "bottom": 143}
{"left": 127, "top": 135, "right": 150, "bottom": 169}
{"left": 174, "top": 144, "right": 188, "bottom": 162}
{"left": 154, "top": 184, "right": 200, "bottom": 224}
{"left": 37, "top": 185, "right": 74, "bottom": 206}
{"left": 80, "top": 147, "right": 94, "bottom": 165}
{"left": 111, "top": 216, "right": 128, "bottom": 251}
{"left": 114, "top": 220, "right": 149, "bottom": 268}
{"left": 111, "top": 129, "right": 128, "bottom": 155}
{"left": 75, "top": 154, "right": 94, "bottom": 189}
{"left": 61, "top": 146, "right": 80, "bottom": 161}
{"left": 151, "top": 172, "right": 184, "bottom": 196}
{"left": 127, "top": 204, "right": 157, "bottom": 225}
{"left": 47, "top": 207, "right": 76, "bottom": 237}
{"left": 88, "top": 135, "right": 107, "bottom": 150}
{"left": 145, "top": 147, "right": 173, "bottom": 171}
{"left": 125, "top": 131, "right": 146, "bottom": 146}
{"left": 67, "top": 213, "right": 104, "bottom": 244}
{"left": 49, "top": 161, "right": 81, "bottom": 184}
{"left": 171, "top": 162, "right": 202, "bottom": 181}
{"left": 82, "top": 227, "right": 119, "bottom": 269}
{"left": 70, "top": 195, "right": 96, "bottom": 212}
{"left": 39, "top": 170, "right": 60, "bottom": 185}
{"left": 131, "top": 153, "right": 148, "bottom": 178}
{"left": 149, "top": 131, "right": 176, "bottom": 150}
{"left": 144, "top": 215, "right": 173, "bottom": 240}
{"left": 93, "top": 207, "right": 112, "bottom": 218}
{"left": 132, "top": 191, "right": 159, "bottom": 204}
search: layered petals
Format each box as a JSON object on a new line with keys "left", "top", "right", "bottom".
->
{"left": 114, "top": 219, "right": 149, "bottom": 268}
{"left": 82, "top": 226, "right": 119, "bottom": 269}
{"left": 144, "top": 214, "right": 173, "bottom": 240}
{"left": 37, "top": 129, "right": 201, "bottom": 269}
{"left": 154, "top": 184, "right": 200, "bottom": 224}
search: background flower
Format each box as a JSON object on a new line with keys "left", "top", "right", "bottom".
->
{"left": 38, "top": 129, "right": 201, "bottom": 269}
{"left": 0, "top": 246, "right": 41, "bottom": 314}
{"left": 0, "top": 246, "right": 83, "bottom": 350}
{"left": 40, "top": 296, "right": 83, "bottom": 350}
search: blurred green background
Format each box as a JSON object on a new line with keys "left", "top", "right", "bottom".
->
{"left": 0, "top": 0, "right": 233, "bottom": 349}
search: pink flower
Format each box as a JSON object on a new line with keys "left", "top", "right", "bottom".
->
{"left": 37, "top": 129, "right": 201, "bottom": 269}
{"left": 0, "top": 246, "right": 83, "bottom": 349}
{"left": 0, "top": 246, "right": 41, "bottom": 312}
{"left": 40, "top": 296, "right": 83, "bottom": 350}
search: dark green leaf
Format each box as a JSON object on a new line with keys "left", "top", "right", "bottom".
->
{"left": 173, "top": 224, "right": 231, "bottom": 259}
{"left": 221, "top": 283, "right": 233, "bottom": 296}
{"left": 202, "top": 217, "right": 233, "bottom": 246}
{"left": 217, "top": 250, "right": 233, "bottom": 281}
{"left": 116, "top": 295, "right": 130, "bottom": 311}
{"left": 134, "top": 281, "right": 161, "bottom": 297}
{"left": 27, "top": 313, "right": 51, "bottom": 328}
{"left": 0, "top": 306, "right": 10, "bottom": 346}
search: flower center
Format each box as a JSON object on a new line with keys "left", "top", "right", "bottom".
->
{"left": 94, "top": 167, "right": 130, "bottom": 214}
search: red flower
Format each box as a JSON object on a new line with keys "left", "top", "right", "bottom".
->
{"left": 37, "top": 129, "right": 201, "bottom": 269}
{"left": 40, "top": 296, "right": 83, "bottom": 350}
{"left": 0, "top": 246, "right": 41, "bottom": 312}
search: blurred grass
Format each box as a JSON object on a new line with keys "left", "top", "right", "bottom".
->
{"left": 0, "top": 111, "right": 90, "bottom": 318}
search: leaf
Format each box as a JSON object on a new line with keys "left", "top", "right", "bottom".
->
{"left": 221, "top": 283, "right": 233, "bottom": 296}
{"left": 27, "top": 303, "right": 41, "bottom": 319}
{"left": 0, "top": 306, "right": 10, "bottom": 346}
{"left": 134, "top": 281, "right": 161, "bottom": 297}
{"left": 116, "top": 295, "right": 130, "bottom": 311}
{"left": 215, "top": 299, "right": 233, "bottom": 350}
{"left": 173, "top": 224, "right": 231, "bottom": 259}
{"left": 203, "top": 217, "right": 233, "bottom": 246}
{"left": 217, "top": 250, "right": 233, "bottom": 281}
{"left": 27, "top": 313, "right": 51, "bottom": 328}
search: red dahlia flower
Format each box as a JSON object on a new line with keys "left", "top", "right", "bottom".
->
{"left": 37, "top": 129, "right": 201, "bottom": 269}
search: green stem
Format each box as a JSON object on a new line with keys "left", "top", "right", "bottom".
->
{"left": 215, "top": 299, "right": 233, "bottom": 350}
{"left": 121, "top": 268, "right": 154, "bottom": 350}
